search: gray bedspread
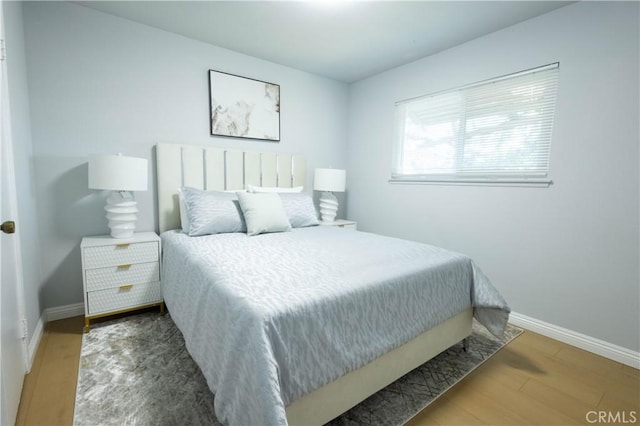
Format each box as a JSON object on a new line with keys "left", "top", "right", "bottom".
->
{"left": 161, "top": 227, "right": 509, "bottom": 425}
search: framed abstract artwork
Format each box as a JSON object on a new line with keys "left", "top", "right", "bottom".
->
{"left": 208, "top": 70, "right": 280, "bottom": 142}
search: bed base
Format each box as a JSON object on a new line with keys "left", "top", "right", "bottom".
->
{"left": 285, "top": 307, "right": 473, "bottom": 425}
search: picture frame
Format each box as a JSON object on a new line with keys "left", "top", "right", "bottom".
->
{"left": 208, "top": 70, "right": 280, "bottom": 142}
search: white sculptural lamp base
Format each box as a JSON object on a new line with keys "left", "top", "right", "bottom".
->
{"left": 319, "top": 191, "right": 339, "bottom": 223}
{"left": 105, "top": 191, "right": 138, "bottom": 238}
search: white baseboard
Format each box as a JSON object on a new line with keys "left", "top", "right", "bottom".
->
{"left": 26, "top": 313, "right": 45, "bottom": 373}
{"left": 509, "top": 311, "right": 639, "bottom": 369}
{"left": 45, "top": 302, "right": 84, "bottom": 322}
{"left": 25, "top": 303, "right": 84, "bottom": 372}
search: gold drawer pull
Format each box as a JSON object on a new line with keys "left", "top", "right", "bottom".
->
{"left": 119, "top": 284, "right": 134, "bottom": 291}
{"left": 115, "top": 243, "right": 131, "bottom": 248}
{"left": 117, "top": 264, "right": 132, "bottom": 270}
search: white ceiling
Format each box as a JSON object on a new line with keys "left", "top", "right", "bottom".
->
{"left": 77, "top": 1, "right": 572, "bottom": 83}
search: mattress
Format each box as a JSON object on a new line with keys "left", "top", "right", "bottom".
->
{"left": 161, "top": 226, "right": 509, "bottom": 425}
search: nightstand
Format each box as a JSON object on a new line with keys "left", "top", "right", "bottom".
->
{"left": 81, "top": 232, "right": 163, "bottom": 333}
{"left": 319, "top": 219, "right": 357, "bottom": 230}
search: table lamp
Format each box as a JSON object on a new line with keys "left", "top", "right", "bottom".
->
{"left": 313, "top": 168, "right": 346, "bottom": 223}
{"left": 88, "top": 153, "right": 148, "bottom": 238}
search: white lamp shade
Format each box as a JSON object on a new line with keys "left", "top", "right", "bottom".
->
{"left": 88, "top": 154, "right": 148, "bottom": 191}
{"left": 313, "top": 168, "right": 346, "bottom": 192}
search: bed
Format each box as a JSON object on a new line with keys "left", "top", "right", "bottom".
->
{"left": 155, "top": 143, "right": 510, "bottom": 426}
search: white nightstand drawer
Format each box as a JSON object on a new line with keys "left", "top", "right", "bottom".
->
{"left": 83, "top": 242, "right": 159, "bottom": 269}
{"left": 87, "top": 281, "right": 162, "bottom": 316}
{"left": 85, "top": 261, "right": 160, "bottom": 292}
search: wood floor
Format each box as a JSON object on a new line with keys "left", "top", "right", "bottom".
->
{"left": 15, "top": 314, "right": 639, "bottom": 426}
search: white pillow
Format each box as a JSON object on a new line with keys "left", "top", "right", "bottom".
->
{"left": 237, "top": 192, "right": 292, "bottom": 236}
{"left": 246, "top": 184, "right": 303, "bottom": 193}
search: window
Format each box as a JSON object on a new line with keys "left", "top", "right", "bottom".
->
{"left": 391, "top": 63, "right": 559, "bottom": 186}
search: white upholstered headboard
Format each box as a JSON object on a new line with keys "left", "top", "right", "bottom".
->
{"left": 156, "top": 143, "right": 306, "bottom": 233}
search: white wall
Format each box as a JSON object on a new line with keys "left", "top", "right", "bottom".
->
{"left": 22, "top": 2, "right": 348, "bottom": 308}
{"left": 4, "top": 1, "right": 42, "bottom": 340}
{"left": 347, "top": 2, "right": 639, "bottom": 351}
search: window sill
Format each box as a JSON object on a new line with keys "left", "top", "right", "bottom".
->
{"left": 388, "top": 177, "right": 553, "bottom": 188}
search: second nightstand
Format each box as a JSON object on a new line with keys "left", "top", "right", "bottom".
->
{"left": 81, "top": 232, "right": 163, "bottom": 332}
{"left": 319, "top": 219, "right": 357, "bottom": 230}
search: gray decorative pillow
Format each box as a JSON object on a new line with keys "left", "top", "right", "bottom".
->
{"left": 237, "top": 192, "right": 292, "bottom": 236}
{"left": 181, "top": 187, "right": 246, "bottom": 236}
{"left": 278, "top": 193, "right": 319, "bottom": 228}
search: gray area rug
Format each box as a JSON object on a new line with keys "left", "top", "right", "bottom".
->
{"left": 74, "top": 312, "right": 521, "bottom": 426}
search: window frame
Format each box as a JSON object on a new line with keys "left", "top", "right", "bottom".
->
{"left": 390, "top": 63, "right": 559, "bottom": 188}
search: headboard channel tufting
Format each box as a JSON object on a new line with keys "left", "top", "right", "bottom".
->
{"left": 156, "top": 143, "right": 306, "bottom": 233}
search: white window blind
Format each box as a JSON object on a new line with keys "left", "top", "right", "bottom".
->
{"left": 392, "top": 63, "right": 559, "bottom": 186}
